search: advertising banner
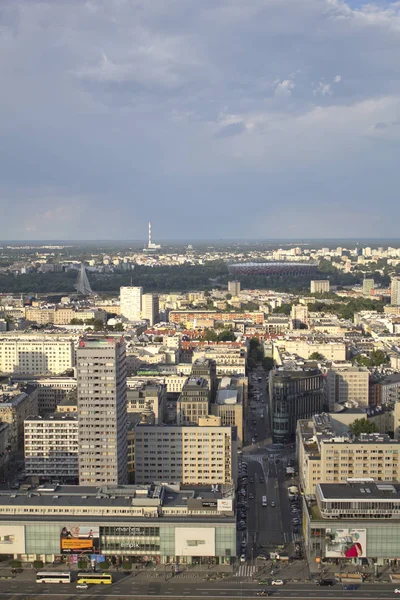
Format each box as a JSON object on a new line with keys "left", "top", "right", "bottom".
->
{"left": 217, "top": 499, "right": 233, "bottom": 512}
{"left": 325, "top": 528, "right": 367, "bottom": 558}
{"left": 60, "top": 525, "right": 100, "bottom": 554}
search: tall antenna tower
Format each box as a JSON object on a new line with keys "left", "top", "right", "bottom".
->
{"left": 75, "top": 263, "right": 93, "bottom": 296}
{"left": 148, "top": 221, "right": 152, "bottom": 248}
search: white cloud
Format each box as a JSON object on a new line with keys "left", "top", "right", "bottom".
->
{"left": 274, "top": 79, "right": 296, "bottom": 97}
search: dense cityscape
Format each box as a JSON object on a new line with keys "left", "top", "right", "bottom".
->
{"left": 0, "top": 238, "right": 400, "bottom": 598}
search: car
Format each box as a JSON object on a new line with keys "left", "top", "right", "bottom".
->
{"left": 256, "top": 554, "right": 268, "bottom": 561}
{"left": 256, "top": 591, "right": 271, "bottom": 597}
{"left": 259, "top": 477, "right": 265, "bottom": 483}
{"left": 249, "top": 478, "right": 254, "bottom": 484}
{"left": 249, "top": 494, "right": 254, "bottom": 500}
{"left": 344, "top": 585, "right": 358, "bottom": 590}
{"left": 271, "top": 580, "right": 284, "bottom": 586}
{"left": 240, "top": 554, "right": 246, "bottom": 563}
{"left": 316, "top": 580, "right": 335, "bottom": 587}
{"left": 270, "top": 501, "right": 276, "bottom": 507}
{"left": 394, "top": 590, "right": 400, "bottom": 595}
{"left": 76, "top": 584, "right": 89, "bottom": 589}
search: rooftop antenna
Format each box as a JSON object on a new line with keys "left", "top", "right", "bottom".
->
{"left": 75, "top": 263, "right": 93, "bottom": 296}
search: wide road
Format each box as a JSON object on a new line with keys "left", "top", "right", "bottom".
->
{"left": 1, "top": 579, "right": 400, "bottom": 599}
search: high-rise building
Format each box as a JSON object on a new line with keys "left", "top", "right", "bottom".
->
{"left": 77, "top": 337, "right": 128, "bottom": 486}
{"left": 141, "top": 293, "right": 159, "bottom": 326}
{"left": 325, "top": 366, "right": 370, "bottom": 410}
{"left": 362, "top": 278, "right": 375, "bottom": 296}
{"left": 310, "top": 280, "right": 330, "bottom": 294}
{"left": 190, "top": 357, "right": 218, "bottom": 402}
{"left": 391, "top": 277, "right": 400, "bottom": 306}
{"left": 176, "top": 377, "right": 210, "bottom": 425}
{"left": 120, "top": 286, "right": 143, "bottom": 322}
{"left": 228, "top": 281, "right": 241, "bottom": 296}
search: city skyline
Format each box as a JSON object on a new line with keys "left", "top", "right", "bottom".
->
{"left": 1, "top": 0, "right": 400, "bottom": 239}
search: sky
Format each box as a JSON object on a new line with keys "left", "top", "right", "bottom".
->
{"left": 1, "top": 0, "right": 400, "bottom": 241}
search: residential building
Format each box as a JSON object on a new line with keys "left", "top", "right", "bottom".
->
{"left": 0, "top": 383, "right": 38, "bottom": 451}
{"left": 379, "top": 373, "right": 400, "bottom": 406}
{"left": 310, "top": 280, "right": 330, "bottom": 294}
{"left": 169, "top": 310, "right": 265, "bottom": 325}
{"left": 0, "top": 483, "right": 236, "bottom": 565}
{"left": 325, "top": 366, "right": 370, "bottom": 410}
{"left": 176, "top": 377, "right": 210, "bottom": 425}
{"left": 141, "top": 293, "right": 159, "bottom": 326}
{"left": 24, "top": 414, "right": 79, "bottom": 482}
{"left": 297, "top": 413, "right": 400, "bottom": 494}
{"left": 134, "top": 423, "right": 237, "bottom": 486}
{"left": 191, "top": 345, "right": 246, "bottom": 377}
{"left": 273, "top": 338, "right": 346, "bottom": 363}
{"left": 362, "top": 278, "right": 375, "bottom": 296}
{"left": 0, "top": 423, "right": 8, "bottom": 470}
{"left": 228, "top": 281, "right": 241, "bottom": 296}
{"left": 304, "top": 481, "right": 400, "bottom": 565}
{"left": 0, "top": 337, "right": 74, "bottom": 375}
{"left": 291, "top": 304, "right": 309, "bottom": 329}
{"left": 268, "top": 368, "right": 324, "bottom": 443}
{"left": 13, "top": 377, "right": 77, "bottom": 415}
{"left": 391, "top": 276, "right": 400, "bottom": 306}
{"left": 77, "top": 337, "right": 128, "bottom": 486}
{"left": 120, "top": 286, "right": 143, "bottom": 322}
{"left": 209, "top": 376, "right": 244, "bottom": 447}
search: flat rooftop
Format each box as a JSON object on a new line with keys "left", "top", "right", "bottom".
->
{"left": 319, "top": 481, "right": 400, "bottom": 501}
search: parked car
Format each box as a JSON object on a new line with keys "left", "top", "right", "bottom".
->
{"left": 271, "top": 580, "right": 284, "bottom": 586}
{"left": 344, "top": 585, "right": 358, "bottom": 590}
{"left": 316, "top": 580, "right": 335, "bottom": 587}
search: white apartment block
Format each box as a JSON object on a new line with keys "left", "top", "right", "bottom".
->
{"left": 273, "top": 338, "right": 346, "bottom": 363}
{"left": 326, "top": 366, "right": 370, "bottom": 410}
{"left": 133, "top": 424, "right": 237, "bottom": 486}
{"left": 24, "top": 414, "right": 79, "bottom": 481}
{"left": 192, "top": 345, "right": 247, "bottom": 376}
{"left": 0, "top": 338, "right": 74, "bottom": 375}
{"left": 120, "top": 286, "right": 143, "bottom": 322}
{"left": 310, "top": 280, "right": 330, "bottom": 294}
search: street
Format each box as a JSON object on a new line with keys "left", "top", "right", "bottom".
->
{"left": 1, "top": 577, "right": 400, "bottom": 599}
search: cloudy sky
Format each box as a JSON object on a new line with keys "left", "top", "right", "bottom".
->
{"left": 1, "top": 0, "right": 400, "bottom": 240}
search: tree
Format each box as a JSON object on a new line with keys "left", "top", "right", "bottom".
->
{"left": 217, "top": 329, "right": 236, "bottom": 342}
{"left": 77, "top": 559, "right": 87, "bottom": 570}
{"left": 262, "top": 357, "right": 274, "bottom": 371}
{"left": 370, "top": 349, "right": 388, "bottom": 366}
{"left": 122, "top": 561, "right": 132, "bottom": 570}
{"left": 226, "top": 293, "right": 232, "bottom": 300}
{"left": 10, "top": 560, "right": 21, "bottom": 569}
{"left": 70, "top": 318, "right": 83, "bottom": 325}
{"left": 309, "top": 352, "right": 324, "bottom": 361}
{"left": 114, "top": 323, "right": 124, "bottom": 332}
{"left": 99, "top": 560, "right": 110, "bottom": 570}
{"left": 33, "top": 560, "right": 44, "bottom": 570}
{"left": 348, "top": 418, "right": 378, "bottom": 437}
{"left": 273, "top": 303, "right": 292, "bottom": 316}
{"left": 203, "top": 328, "right": 218, "bottom": 342}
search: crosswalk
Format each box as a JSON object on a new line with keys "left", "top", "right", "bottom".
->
{"left": 242, "top": 455, "right": 264, "bottom": 466}
{"left": 235, "top": 565, "right": 257, "bottom": 577}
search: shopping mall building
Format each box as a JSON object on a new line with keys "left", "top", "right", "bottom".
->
{"left": 0, "top": 483, "right": 236, "bottom": 565}
{"left": 304, "top": 480, "right": 400, "bottom": 566}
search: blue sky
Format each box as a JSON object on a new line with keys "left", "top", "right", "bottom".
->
{"left": 1, "top": 0, "right": 400, "bottom": 240}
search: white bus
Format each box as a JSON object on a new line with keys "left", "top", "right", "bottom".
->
{"left": 262, "top": 496, "right": 267, "bottom": 507}
{"left": 36, "top": 571, "right": 71, "bottom": 584}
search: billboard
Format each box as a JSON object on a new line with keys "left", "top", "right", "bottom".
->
{"left": 175, "top": 527, "right": 215, "bottom": 557}
{"left": 60, "top": 525, "right": 100, "bottom": 554}
{"left": 0, "top": 525, "right": 25, "bottom": 554}
{"left": 325, "top": 528, "right": 366, "bottom": 558}
{"left": 217, "top": 499, "right": 233, "bottom": 512}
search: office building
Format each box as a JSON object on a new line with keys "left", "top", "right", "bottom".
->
{"left": 176, "top": 377, "right": 210, "bottom": 425}
{"left": 0, "top": 337, "right": 74, "bottom": 376}
{"left": 310, "top": 280, "right": 330, "bottom": 294}
{"left": 141, "top": 293, "right": 159, "bottom": 326}
{"left": 120, "top": 286, "right": 143, "bottom": 322}
{"left": 134, "top": 423, "right": 237, "bottom": 486}
{"left": 362, "top": 278, "right": 375, "bottom": 296}
{"left": 0, "top": 483, "right": 236, "bottom": 565}
{"left": 228, "top": 281, "right": 241, "bottom": 296}
{"left": 190, "top": 357, "right": 217, "bottom": 402}
{"left": 14, "top": 377, "right": 77, "bottom": 415}
{"left": 304, "top": 481, "right": 400, "bottom": 565}
{"left": 268, "top": 368, "right": 324, "bottom": 443}
{"left": 192, "top": 345, "right": 246, "bottom": 377}
{"left": 0, "top": 383, "right": 38, "bottom": 451}
{"left": 325, "top": 366, "right": 370, "bottom": 410}
{"left": 77, "top": 337, "right": 128, "bottom": 486}
{"left": 297, "top": 413, "right": 400, "bottom": 494}
{"left": 24, "top": 414, "right": 79, "bottom": 482}
{"left": 391, "top": 276, "right": 400, "bottom": 306}
{"left": 126, "top": 381, "right": 166, "bottom": 424}
{"left": 291, "top": 304, "right": 309, "bottom": 329}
